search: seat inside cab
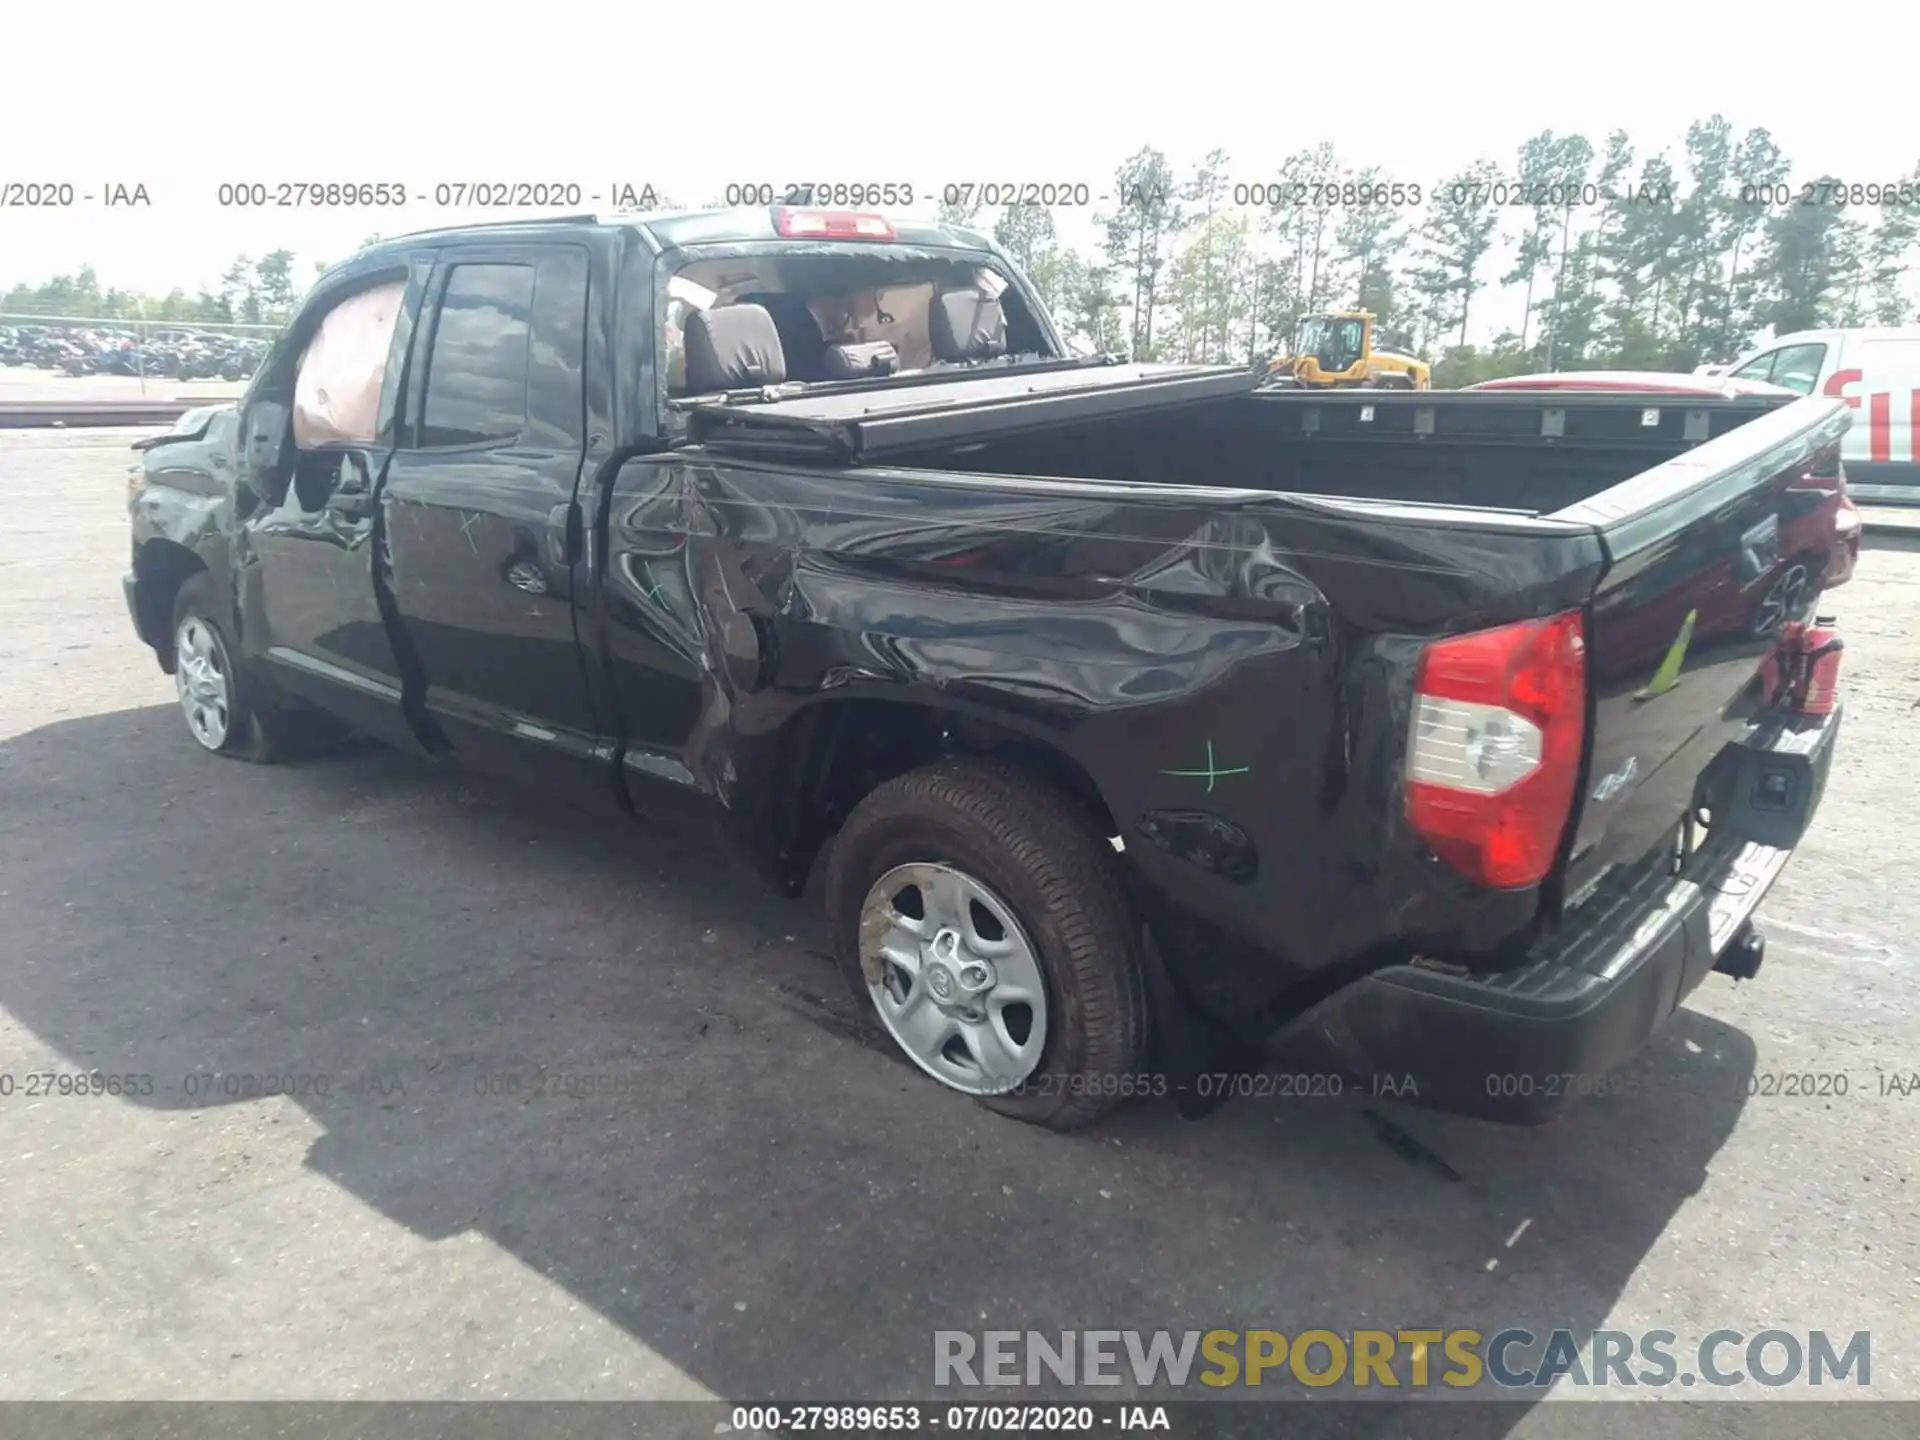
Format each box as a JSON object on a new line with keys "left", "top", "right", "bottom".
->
{"left": 663, "top": 252, "right": 1042, "bottom": 397}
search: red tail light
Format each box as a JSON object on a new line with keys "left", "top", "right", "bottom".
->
{"left": 1404, "top": 611, "right": 1588, "bottom": 889}
{"left": 772, "top": 207, "right": 896, "bottom": 240}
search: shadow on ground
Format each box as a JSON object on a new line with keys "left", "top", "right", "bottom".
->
{"left": 0, "top": 705, "right": 1767, "bottom": 1437}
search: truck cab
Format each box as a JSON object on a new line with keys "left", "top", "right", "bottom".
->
{"left": 126, "top": 206, "right": 1068, "bottom": 799}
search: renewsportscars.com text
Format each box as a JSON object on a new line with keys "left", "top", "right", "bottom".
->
{"left": 933, "top": 1328, "right": 1871, "bottom": 1391}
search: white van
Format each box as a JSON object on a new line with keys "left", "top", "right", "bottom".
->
{"left": 1720, "top": 327, "right": 1920, "bottom": 503}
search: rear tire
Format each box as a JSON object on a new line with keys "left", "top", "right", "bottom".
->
{"left": 824, "top": 758, "right": 1150, "bottom": 1131}
{"left": 169, "top": 573, "right": 300, "bottom": 764}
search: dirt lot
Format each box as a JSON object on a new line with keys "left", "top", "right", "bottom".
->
{"left": 0, "top": 428, "right": 1915, "bottom": 1435}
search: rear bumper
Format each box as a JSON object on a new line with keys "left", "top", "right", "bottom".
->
{"left": 1299, "top": 706, "right": 1840, "bottom": 1123}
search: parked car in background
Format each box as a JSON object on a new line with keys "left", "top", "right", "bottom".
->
{"left": 1469, "top": 371, "right": 1795, "bottom": 399}
{"left": 1718, "top": 327, "right": 1920, "bottom": 504}
{"left": 0, "top": 322, "right": 271, "bottom": 383}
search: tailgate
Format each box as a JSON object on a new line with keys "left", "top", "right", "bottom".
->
{"left": 1552, "top": 396, "right": 1852, "bottom": 905}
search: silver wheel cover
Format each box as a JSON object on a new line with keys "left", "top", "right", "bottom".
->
{"left": 859, "top": 862, "right": 1050, "bottom": 1096}
{"left": 174, "top": 615, "right": 232, "bottom": 751}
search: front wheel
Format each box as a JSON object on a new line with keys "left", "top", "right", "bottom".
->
{"left": 170, "top": 573, "right": 299, "bottom": 763}
{"left": 825, "top": 759, "right": 1151, "bottom": 1131}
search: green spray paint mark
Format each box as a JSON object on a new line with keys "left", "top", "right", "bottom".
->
{"left": 639, "top": 561, "right": 667, "bottom": 606}
{"left": 1636, "top": 608, "right": 1697, "bottom": 701}
{"left": 1161, "top": 739, "right": 1251, "bottom": 793}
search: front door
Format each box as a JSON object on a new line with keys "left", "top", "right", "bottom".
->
{"left": 375, "top": 243, "right": 611, "bottom": 809}
{"left": 235, "top": 255, "right": 435, "bottom": 750}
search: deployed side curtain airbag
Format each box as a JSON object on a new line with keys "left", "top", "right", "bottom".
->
{"left": 292, "top": 280, "right": 405, "bottom": 449}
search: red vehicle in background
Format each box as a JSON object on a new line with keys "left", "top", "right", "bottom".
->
{"left": 1467, "top": 372, "right": 1859, "bottom": 591}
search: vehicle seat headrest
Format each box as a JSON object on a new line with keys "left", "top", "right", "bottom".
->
{"left": 683, "top": 304, "right": 786, "bottom": 392}
{"left": 819, "top": 341, "right": 898, "bottom": 379}
{"left": 740, "top": 292, "right": 828, "bottom": 377}
{"left": 930, "top": 289, "right": 1007, "bottom": 363}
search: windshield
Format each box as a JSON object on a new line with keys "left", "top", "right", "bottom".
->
{"left": 1298, "top": 316, "right": 1364, "bottom": 370}
{"left": 661, "top": 251, "right": 1051, "bottom": 398}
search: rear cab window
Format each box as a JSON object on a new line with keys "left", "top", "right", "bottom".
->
{"left": 656, "top": 246, "right": 1054, "bottom": 423}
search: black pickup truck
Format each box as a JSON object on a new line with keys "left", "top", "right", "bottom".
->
{"left": 125, "top": 206, "right": 1852, "bottom": 1132}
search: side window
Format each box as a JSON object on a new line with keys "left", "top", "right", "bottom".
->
{"left": 1729, "top": 351, "right": 1778, "bottom": 383}
{"left": 417, "top": 263, "right": 536, "bottom": 448}
{"left": 1769, "top": 343, "right": 1828, "bottom": 395}
{"left": 291, "top": 280, "right": 405, "bottom": 451}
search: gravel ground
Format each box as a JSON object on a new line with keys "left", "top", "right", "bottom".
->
{"left": 0, "top": 428, "right": 1914, "bottom": 1436}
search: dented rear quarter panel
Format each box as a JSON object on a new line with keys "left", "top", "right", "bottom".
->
{"left": 599, "top": 451, "right": 1607, "bottom": 1024}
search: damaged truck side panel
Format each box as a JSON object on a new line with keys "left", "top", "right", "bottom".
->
{"left": 595, "top": 450, "right": 1611, "bottom": 1030}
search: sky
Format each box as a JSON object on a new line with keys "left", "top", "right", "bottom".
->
{"left": 2, "top": 1, "right": 1914, "bottom": 342}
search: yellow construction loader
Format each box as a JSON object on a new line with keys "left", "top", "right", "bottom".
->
{"left": 1262, "top": 311, "right": 1429, "bottom": 389}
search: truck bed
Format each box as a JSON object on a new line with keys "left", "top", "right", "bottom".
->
{"left": 890, "top": 386, "right": 1808, "bottom": 518}
{"left": 683, "top": 364, "right": 1803, "bottom": 517}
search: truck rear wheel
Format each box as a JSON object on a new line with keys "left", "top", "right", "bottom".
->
{"left": 824, "top": 758, "right": 1150, "bottom": 1131}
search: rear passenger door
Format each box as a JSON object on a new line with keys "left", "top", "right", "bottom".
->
{"left": 377, "top": 244, "right": 611, "bottom": 808}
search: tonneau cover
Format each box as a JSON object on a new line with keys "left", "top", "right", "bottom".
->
{"left": 682, "top": 361, "right": 1260, "bottom": 461}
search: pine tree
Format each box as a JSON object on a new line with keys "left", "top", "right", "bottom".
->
{"left": 1333, "top": 166, "right": 1407, "bottom": 333}
{"left": 1754, "top": 175, "right": 1859, "bottom": 334}
{"left": 1864, "top": 165, "right": 1920, "bottom": 323}
{"left": 1414, "top": 160, "right": 1503, "bottom": 350}
{"left": 1100, "top": 147, "right": 1186, "bottom": 359}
